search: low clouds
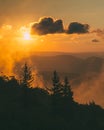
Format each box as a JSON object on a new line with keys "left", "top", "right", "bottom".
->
{"left": 92, "top": 29, "right": 104, "bottom": 39}
{"left": 67, "top": 22, "right": 89, "bottom": 34}
{"left": 31, "top": 17, "right": 90, "bottom": 35}
{"left": 92, "top": 39, "right": 100, "bottom": 43}
{"left": 31, "top": 17, "right": 64, "bottom": 35}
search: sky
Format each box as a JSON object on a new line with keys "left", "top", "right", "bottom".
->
{"left": 0, "top": 0, "right": 104, "bottom": 28}
{"left": 0, "top": 0, "right": 104, "bottom": 57}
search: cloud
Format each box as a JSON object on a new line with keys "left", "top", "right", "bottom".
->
{"left": 31, "top": 17, "right": 64, "bottom": 35}
{"left": 92, "top": 29, "right": 104, "bottom": 35}
{"left": 67, "top": 22, "right": 89, "bottom": 34}
{"left": 92, "top": 39, "right": 100, "bottom": 43}
{"left": 31, "top": 17, "right": 90, "bottom": 35}
{"left": 92, "top": 29, "right": 104, "bottom": 39}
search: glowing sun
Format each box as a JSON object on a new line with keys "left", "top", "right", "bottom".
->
{"left": 23, "top": 32, "right": 31, "bottom": 40}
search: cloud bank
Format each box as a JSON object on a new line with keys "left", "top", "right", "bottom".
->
{"left": 31, "top": 17, "right": 90, "bottom": 35}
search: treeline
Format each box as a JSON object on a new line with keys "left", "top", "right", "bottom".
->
{"left": 0, "top": 63, "right": 104, "bottom": 130}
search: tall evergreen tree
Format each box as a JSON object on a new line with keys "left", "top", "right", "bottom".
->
{"left": 62, "top": 77, "right": 73, "bottom": 101}
{"left": 20, "top": 63, "right": 34, "bottom": 108}
{"left": 20, "top": 63, "right": 33, "bottom": 88}
{"left": 52, "top": 71, "right": 62, "bottom": 97}
{"left": 51, "top": 71, "right": 63, "bottom": 113}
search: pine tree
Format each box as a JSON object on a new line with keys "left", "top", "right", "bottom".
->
{"left": 20, "top": 63, "right": 34, "bottom": 108}
{"left": 51, "top": 71, "right": 63, "bottom": 113}
{"left": 62, "top": 77, "right": 73, "bottom": 101}
{"left": 21, "top": 63, "right": 33, "bottom": 88}
{"left": 52, "top": 71, "right": 62, "bottom": 97}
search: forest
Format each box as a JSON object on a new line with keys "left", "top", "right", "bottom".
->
{"left": 0, "top": 63, "right": 104, "bottom": 130}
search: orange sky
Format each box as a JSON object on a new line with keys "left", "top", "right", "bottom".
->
{"left": 0, "top": 0, "right": 104, "bottom": 54}
{"left": 0, "top": 23, "right": 103, "bottom": 53}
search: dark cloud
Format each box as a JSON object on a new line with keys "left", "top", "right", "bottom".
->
{"left": 31, "top": 17, "right": 90, "bottom": 35}
{"left": 31, "top": 17, "right": 64, "bottom": 35}
{"left": 92, "top": 39, "right": 100, "bottom": 43}
{"left": 67, "top": 22, "right": 89, "bottom": 34}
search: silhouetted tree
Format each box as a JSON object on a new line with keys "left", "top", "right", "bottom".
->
{"left": 0, "top": 75, "right": 19, "bottom": 88}
{"left": 0, "top": 75, "right": 6, "bottom": 88}
{"left": 51, "top": 71, "right": 62, "bottom": 97}
{"left": 20, "top": 63, "right": 34, "bottom": 109}
{"left": 49, "top": 71, "right": 64, "bottom": 115}
{"left": 20, "top": 63, "right": 33, "bottom": 88}
{"left": 60, "top": 77, "right": 74, "bottom": 115}
{"left": 7, "top": 76, "right": 19, "bottom": 88}
{"left": 62, "top": 76, "right": 73, "bottom": 101}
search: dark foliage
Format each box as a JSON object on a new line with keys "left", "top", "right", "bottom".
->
{"left": 20, "top": 63, "right": 34, "bottom": 88}
{"left": 0, "top": 68, "right": 103, "bottom": 130}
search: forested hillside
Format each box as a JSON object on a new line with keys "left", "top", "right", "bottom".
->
{"left": 0, "top": 63, "right": 104, "bottom": 130}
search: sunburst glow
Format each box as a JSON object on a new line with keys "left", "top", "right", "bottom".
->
{"left": 23, "top": 32, "right": 31, "bottom": 40}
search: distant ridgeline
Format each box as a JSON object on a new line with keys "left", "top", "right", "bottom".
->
{"left": 0, "top": 63, "right": 104, "bottom": 130}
